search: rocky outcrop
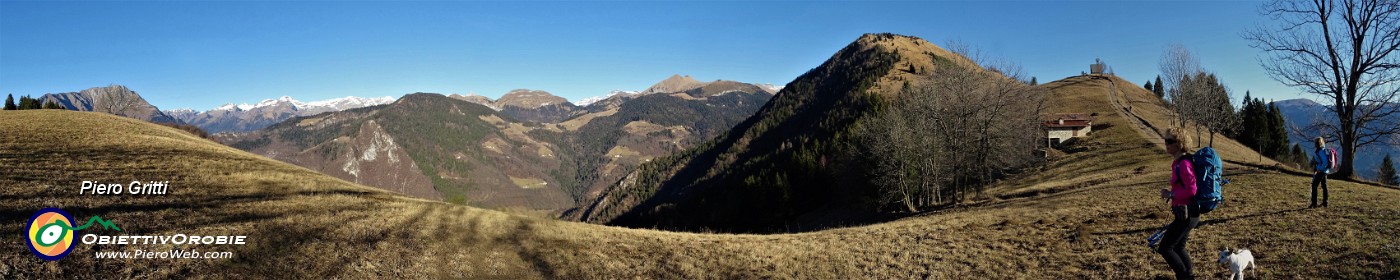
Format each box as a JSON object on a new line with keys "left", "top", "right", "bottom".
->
{"left": 41, "top": 85, "right": 182, "bottom": 124}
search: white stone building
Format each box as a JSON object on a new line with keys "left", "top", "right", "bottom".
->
{"left": 1043, "top": 113, "right": 1093, "bottom": 146}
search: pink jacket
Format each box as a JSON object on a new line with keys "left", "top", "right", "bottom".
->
{"left": 1170, "top": 157, "right": 1197, "bottom": 207}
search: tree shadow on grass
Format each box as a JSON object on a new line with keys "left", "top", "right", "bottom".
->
{"left": 1100, "top": 208, "right": 1309, "bottom": 236}
{"left": 507, "top": 220, "right": 557, "bottom": 279}
{"left": 200, "top": 192, "right": 439, "bottom": 278}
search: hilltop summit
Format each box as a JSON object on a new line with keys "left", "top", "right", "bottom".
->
{"left": 495, "top": 89, "right": 573, "bottom": 109}
{"left": 642, "top": 74, "right": 706, "bottom": 94}
{"left": 39, "top": 85, "right": 182, "bottom": 124}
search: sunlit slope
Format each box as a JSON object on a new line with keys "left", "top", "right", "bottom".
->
{"left": 2, "top": 97, "right": 1396, "bottom": 278}
{"left": 0, "top": 110, "right": 583, "bottom": 278}
{"left": 987, "top": 75, "right": 1281, "bottom": 199}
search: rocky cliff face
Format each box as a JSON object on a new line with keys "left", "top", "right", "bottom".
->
{"left": 41, "top": 85, "right": 182, "bottom": 124}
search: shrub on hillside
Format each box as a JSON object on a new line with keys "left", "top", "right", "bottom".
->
{"left": 156, "top": 122, "right": 211, "bottom": 139}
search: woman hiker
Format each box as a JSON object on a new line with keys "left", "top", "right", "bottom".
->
{"left": 1158, "top": 128, "right": 1199, "bottom": 280}
{"left": 1311, "top": 136, "right": 1330, "bottom": 208}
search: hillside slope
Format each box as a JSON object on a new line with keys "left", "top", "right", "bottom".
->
{"left": 224, "top": 88, "right": 770, "bottom": 211}
{"left": 4, "top": 109, "right": 1396, "bottom": 279}
{"left": 226, "top": 93, "right": 573, "bottom": 209}
{"left": 984, "top": 74, "right": 1281, "bottom": 199}
{"left": 554, "top": 90, "right": 772, "bottom": 219}
{"left": 575, "top": 33, "right": 979, "bottom": 231}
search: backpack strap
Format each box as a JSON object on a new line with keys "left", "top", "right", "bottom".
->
{"left": 1172, "top": 156, "right": 1187, "bottom": 186}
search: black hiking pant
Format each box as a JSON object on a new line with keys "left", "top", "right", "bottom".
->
{"left": 1157, "top": 205, "right": 1199, "bottom": 280}
{"left": 1311, "top": 171, "right": 1329, "bottom": 207}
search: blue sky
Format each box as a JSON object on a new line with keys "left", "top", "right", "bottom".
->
{"left": 2, "top": 1, "right": 1301, "bottom": 111}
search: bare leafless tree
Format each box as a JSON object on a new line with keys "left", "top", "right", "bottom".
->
{"left": 1159, "top": 44, "right": 1205, "bottom": 127}
{"left": 856, "top": 45, "right": 1046, "bottom": 212}
{"left": 1244, "top": 0, "right": 1400, "bottom": 178}
{"left": 1160, "top": 45, "right": 1239, "bottom": 147}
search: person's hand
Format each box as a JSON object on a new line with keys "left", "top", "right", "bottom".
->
{"left": 1159, "top": 188, "right": 1172, "bottom": 199}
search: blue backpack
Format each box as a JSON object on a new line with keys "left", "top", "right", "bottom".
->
{"left": 1190, "top": 147, "right": 1227, "bottom": 214}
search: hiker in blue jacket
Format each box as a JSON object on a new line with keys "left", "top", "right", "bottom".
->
{"left": 1311, "top": 137, "right": 1330, "bottom": 208}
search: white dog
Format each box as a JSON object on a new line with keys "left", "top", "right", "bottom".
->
{"left": 1217, "top": 248, "right": 1257, "bottom": 280}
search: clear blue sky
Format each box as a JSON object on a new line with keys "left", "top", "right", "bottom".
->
{"left": 2, "top": 1, "right": 1300, "bottom": 111}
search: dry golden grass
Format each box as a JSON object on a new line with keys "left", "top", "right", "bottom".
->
{"left": 557, "top": 109, "right": 617, "bottom": 131}
{"left": 3, "top": 87, "right": 1397, "bottom": 279}
{"left": 621, "top": 120, "right": 665, "bottom": 135}
{"left": 862, "top": 34, "right": 980, "bottom": 98}
{"left": 604, "top": 146, "right": 641, "bottom": 158}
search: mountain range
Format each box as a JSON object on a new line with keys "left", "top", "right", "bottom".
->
{"left": 223, "top": 76, "right": 776, "bottom": 211}
{"left": 164, "top": 96, "right": 397, "bottom": 133}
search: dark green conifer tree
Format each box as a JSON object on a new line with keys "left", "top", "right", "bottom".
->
{"left": 1379, "top": 154, "right": 1397, "bottom": 186}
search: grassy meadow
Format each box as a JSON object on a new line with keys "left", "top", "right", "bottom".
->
{"left": 1, "top": 74, "right": 1396, "bottom": 279}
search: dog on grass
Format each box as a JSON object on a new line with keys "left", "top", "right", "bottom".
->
{"left": 1217, "top": 248, "right": 1257, "bottom": 280}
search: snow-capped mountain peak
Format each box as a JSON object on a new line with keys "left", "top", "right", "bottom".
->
{"left": 305, "top": 96, "right": 397, "bottom": 111}
{"left": 184, "top": 95, "right": 401, "bottom": 134}
{"left": 252, "top": 96, "right": 306, "bottom": 109}
{"left": 577, "top": 90, "right": 640, "bottom": 106}
{"left": 205, "top": 95, "right": 398, "bottom": 113}
{"left": 758, "top": 83, "right": 784, "bottom": 94}
{"left": 214, "top": 103, "right": 243, "bottom": 111}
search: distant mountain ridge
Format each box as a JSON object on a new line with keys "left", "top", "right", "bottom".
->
{"left": 40, "top": 85, "right": 183, "bottom": 124}
{"left": 448, "top": 77, "right": 779, "bottom": 124}
{"left": 225, "top": 75, "right": 774, "bottom": 211}
{"left": 164, "top": 95, "right": 396, "bottom": 133}
{"left": 576, "top": 76, "right": 782, "bottom": 112}
{"left": 642, "top": 74, "right": 706, "bottom": 94}
{"left": 1274, "top": 98, "right": 1399, "bottom": 180}
{"left": 447, "top": 89, "right": 581, "bottom": 123}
